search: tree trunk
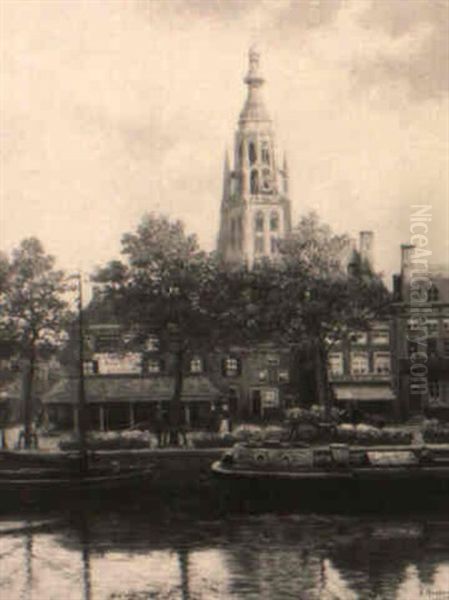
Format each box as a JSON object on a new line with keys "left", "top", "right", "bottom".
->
{"left": 23, "top": 350, "right": 36, "bottom": 449}
{"left": 169, "top": 348, "right": 184, "bottom": 446}
{"left": 313, "top": 340, "right": 331, "bottom": 420}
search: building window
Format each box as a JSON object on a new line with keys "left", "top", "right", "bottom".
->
{"left": 261, "top": 388, "right": 279, "bottom": 408}
{"left": 408, "top": 340, "right": 419, "bottom": 356}
{"left": 443, "top": 340, "right": 449, "bottom": 356}
{"left": 278, "top": 370, "right": 289, "bottom": 383}
{"left": 238, "top": 141, "right": 244, "bottom": 163}
{"left": 372, "top": 330, "right": 390, "bottom": 345}
{"left": 427, "top": 285, "right": 439, "bottom": 302}
{"left": 350, "top": 331, "right": 368, "bottom": 345}
{"left": 429, "top": 379, "right": 440, "bottom": 400}
{"left": 427, "top": 339, "right": 438, "bottom": 356}
{"left": 255, "top": 235, "right": 265, "bottom": 254}
{"left": 254, "top": 211, "right": 264, "bottom": 233}
{"left": 250, "top": 169, "right": 259, "bottom": 194}
{"left": 270, "top": 237, "right": 279, "bottom": 254}
{"left": 249, "top": 142, "right": 257, "bottom": 164}
{"left": 261, "top": 141, "right": 270, "bottom": 164}
{"left": 230, "top": 218, "right": 236, "bottom": 249}
{"left": 374, "top": 352, "right": 391, "bottom": 374}
{"left": 145, "top": 335, "right": 159, "bottom": 352}
{"left": 261, "top": 168, "right": 272, "bottom": 193}
{"left": 270, "top": 211, "right": 279, "bottom": 231}
{"left": 266, "top": 354, "right": 280, "bottom": 366}
{"left": 147, "top": 359, "right": 161, "bottom": 374}
{"left": 350, "top": 352, "right": 369, "bottom": 375}
{"left": 259, "top": 369, "right": 268, "bottom": 382}
{"left": 426, "top": 319, "right": 439, "bottom": 336}
{"left": 237, "top": 216, "right": 243, "bottom": 250}
{"left": 407, "top": 319, "right": 421, "bottom": 332}
{"left": 83, "top": 360, "right": 98, "bottom": 375}
{"left": 328, "top": 353, "right": 344, "bottom": 376}
{"left": 190, "top": 357, "right": 203, "bottom": 374}
{"left": 223, "top": 357, "right": 240, "bottom": 377}
{"left": 443, "top": 319, "right": 449, "bottom": 335}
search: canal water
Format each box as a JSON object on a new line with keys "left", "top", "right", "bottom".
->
{"left": 1, "top": 501, "right": 449, "bottom": 600}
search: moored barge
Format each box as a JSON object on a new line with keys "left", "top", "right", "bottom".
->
{"left": 212, "top": 442, "right": 449, "bottom": 510}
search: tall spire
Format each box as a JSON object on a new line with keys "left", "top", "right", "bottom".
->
{"left": 239, "top": 46, "right": 270, "bottom": 125}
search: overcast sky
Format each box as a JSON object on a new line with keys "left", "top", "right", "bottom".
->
{"left": 1, "top": 0, "right": 448, "bottom": 283}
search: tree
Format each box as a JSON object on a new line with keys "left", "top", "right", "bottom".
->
{"left": 0, "top": 238, "right": 69, "bottom": 447}
{"left": 93, "top": 214, "right": 219, "bottom": 444}
{"left": 218, "top": 213, "right": 391, "bottom": 417}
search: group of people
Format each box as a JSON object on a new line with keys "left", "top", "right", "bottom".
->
{"left": 152, "top": 402, "right": 232, "bottom": 448}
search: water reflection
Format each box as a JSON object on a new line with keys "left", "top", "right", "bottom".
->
{"left": 1, "top": 510, "right": 449, "bottom": 599}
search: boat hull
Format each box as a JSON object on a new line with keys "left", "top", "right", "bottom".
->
{"left": 0, "top": 467, "right": 154, "bottom": 510}
{"left": 211, "top": 443, "right": 449, "bottom": 512}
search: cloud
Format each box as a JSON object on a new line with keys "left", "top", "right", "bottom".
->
{"left": 355, "top": 0, "right": 449, "bottom": 99}
{"left": 1, "top": 0, "right": 447, "bottom": 283}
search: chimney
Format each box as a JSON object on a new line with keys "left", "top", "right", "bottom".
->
{"left": 400, "top": 244, "right": 415, "bottom": 302}
{"left": 400, "top": 244, "right": 414, "bottom": 275}
{"left": 359, "top": 231, "right": 374, "bottom": 269}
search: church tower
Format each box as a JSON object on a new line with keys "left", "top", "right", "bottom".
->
{"left": 217, "top": 47, "right": 292, "bottom": 267}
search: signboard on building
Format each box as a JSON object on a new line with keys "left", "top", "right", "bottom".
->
{"left": 93, "top": 353, "right": 142, "bottom": 375}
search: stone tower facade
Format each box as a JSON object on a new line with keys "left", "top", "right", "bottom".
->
{"left": 217, "top": 48, "right": 292, "bottom": 267}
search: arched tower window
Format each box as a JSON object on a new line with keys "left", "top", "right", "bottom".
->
{"left": 238, "top": 141, "right": 244, "bottom": 164}
{"left": 249, "top": 142, "right": 257, "bottom": 165}
{"left": 428, "top": 284, "right": 439, "bottom": 302}
{"left": 250, "top": 169, "right": 259, "bottom": 194}
{"left": 270, "top": 211, "right": 279, "bottom": 231}
{"left": 230, "top": 218, "right": 236, "bottom": 249}
{"left": 261, "top": 141, "right": 270, "bottom": 165}
{"left": 237, "top": 216, "right": 243, "bottom": 250}
{"left": 261, "top": 168, "right": 273, "bottom": 194}
{"left": 255, "top": 211, "right": 264, "bottom": 233}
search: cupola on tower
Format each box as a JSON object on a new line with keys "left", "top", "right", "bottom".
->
{"left": 217, "top": 47, "right": 292, "bottom": 267}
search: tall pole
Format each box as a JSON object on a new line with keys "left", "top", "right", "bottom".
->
{"left": 77, "top": 273, "right": 88, "bottom": 474}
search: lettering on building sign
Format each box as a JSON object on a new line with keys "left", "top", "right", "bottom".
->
{"left": 93, "top": 353, "right": 142, "bottom": 375}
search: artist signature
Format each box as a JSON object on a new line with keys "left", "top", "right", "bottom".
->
{"left": 420, "top": 591, "right": 449, "bottom": 599}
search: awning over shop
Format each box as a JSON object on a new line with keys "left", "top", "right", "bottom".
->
{"left": 333, "top": 384, "right": 396, "bottom": 402}
{"left": 43, "top": 376, "right": 221, "bottom": 405}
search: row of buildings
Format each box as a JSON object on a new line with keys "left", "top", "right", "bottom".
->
{"left": 1, "top": 48, "right": 448, "bottom": 431}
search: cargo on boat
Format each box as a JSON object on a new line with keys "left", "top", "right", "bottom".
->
{"left": 212, "top": 442, "right": 449, "bottom": 486}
